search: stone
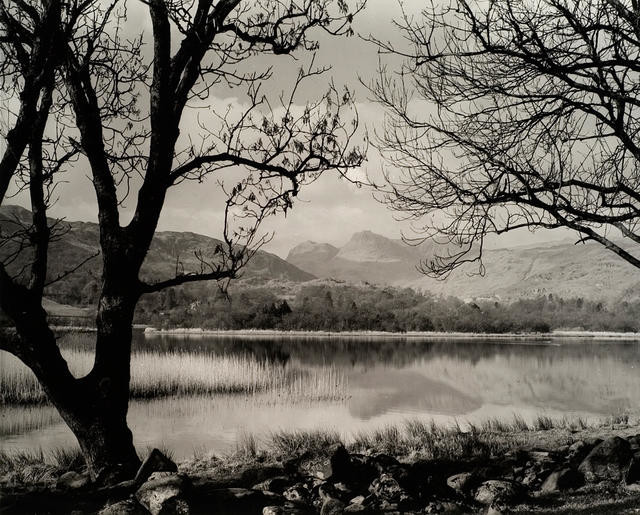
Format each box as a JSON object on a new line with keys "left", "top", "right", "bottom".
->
{"left": 344, "top": 505, "right": 366, "bottom": 513}
{"left": 567, "top": 440, "right": 589, "bottom": 463}
{"left": 474, "top": 480, "right": 524, "bottom": 506}
{"left": 628, "top": 434, "right": 640, "bottom": 450}
{"left": 98, "top": 500, "right": 147, "bottom": 515}
{"left": 578, "top": 436, "right": 632, "bottom": 482}
{"left": 368, "top": 473, "right": 404, "bottom": 501}
{"left": 284, "top": 483, "right": 310, "bottom": 502}
{"left": 134, "top": 449, "right": 178, "bottom": 485}
{"left": 540, "top": 468, "right": 584, "bottom": 492}
{"left": 135, "top": 472, "right": 189, "bottom": 515}
{"left": 315, "top": 444, "right": 351, "bottom": 481}
{"left": 263, "top": 505, "right": 311, "bottom": 515}
{"left": 321, "top": 497, "right": 346, "bottom": 515}
{"left": 253, "top": 476, "right": 292, "bottom": 494}
{"left": 446, "top": 472, "right": 475, "bottom": 495}
{"left": 56, "top": 471, "right": 89, "bottom": 490}
{"left": 349, "top": 495, "right": 366, "bottom": 505}
{"left": 625, "top": 457, "right": 640, "bottom": 484}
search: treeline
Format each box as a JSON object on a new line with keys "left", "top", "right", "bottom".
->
{"left": 133, "top": 281, "right": 640, "bottom": 333}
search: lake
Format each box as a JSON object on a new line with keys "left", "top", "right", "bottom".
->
{"left": 2, "top": 332, "right": 640, "bottom": 460}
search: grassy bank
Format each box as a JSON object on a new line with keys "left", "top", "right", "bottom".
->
{"left": 2, "top": 415, "right": 637, "bottom": 485}
{"left": 0, "top": 349, "right": 346, "bottom": 405}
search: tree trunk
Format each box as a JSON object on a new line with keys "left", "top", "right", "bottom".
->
{"left": 5, "top": 280, "right": 142, "bottom": 484}
{"left": 72, "top": 289, "right": 142, "bottom": 483}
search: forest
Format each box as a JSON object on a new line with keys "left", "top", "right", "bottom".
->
{"left": 131, "top": 281, "right": 640, "bottom": 334}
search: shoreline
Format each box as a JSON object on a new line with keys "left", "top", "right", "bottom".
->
{"left": 141, "top": 326, "right": 640, "bottom": 340}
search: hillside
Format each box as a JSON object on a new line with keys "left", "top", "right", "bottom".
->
{"left": 0, "top": 205, "right": 314, "bottom": 306}
{"left": 286, "top": 230, "right": 640, "bottom": 302}
{"left": 287, "top": 231, "right": 427, "bottom": 284}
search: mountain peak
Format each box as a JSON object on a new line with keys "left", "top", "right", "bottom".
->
{"left": 337, "top": 230, "right": 416, "bottom": 263}
{"left": 286, "top": 240, "right": 339, "bottom": 264}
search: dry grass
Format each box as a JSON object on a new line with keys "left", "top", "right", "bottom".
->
{"left": 0, "top": 349, "right": 347, "bottom": 405}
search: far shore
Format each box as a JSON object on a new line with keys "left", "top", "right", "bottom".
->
{"left": 139, "top": 326, "right": 640, "bottom": 340}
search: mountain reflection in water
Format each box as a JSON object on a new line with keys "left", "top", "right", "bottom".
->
{"left": 2, "top": 333, "right": 640, "bottom": 459}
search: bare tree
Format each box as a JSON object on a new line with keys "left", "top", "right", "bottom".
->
{"left": 369, "top": 0, "right": 640, "bottom": 276}
{"left": 0, "top": 0, "right": 364, "bottom": 483}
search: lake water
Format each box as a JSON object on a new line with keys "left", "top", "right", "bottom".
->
{"left": 2, "top": 333, "right": 640, "bottom": 460}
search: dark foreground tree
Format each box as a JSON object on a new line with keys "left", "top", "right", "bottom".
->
{"left": 369, "top": 0, "right": 640, "bottom": 275}
{"left": 0, "top": 0, "right": 364, "bottom": 483}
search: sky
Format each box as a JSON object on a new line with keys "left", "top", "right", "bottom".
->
{"left": 4, "top": 0, "right": 572, "bottom": 258}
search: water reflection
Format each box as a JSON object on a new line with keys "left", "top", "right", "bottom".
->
{"left": 3, "top": 334, "right": 640, "bottom": 459}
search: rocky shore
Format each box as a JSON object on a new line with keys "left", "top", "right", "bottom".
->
{"left": 4, "top": 427, "right": 640, "bottom": 514}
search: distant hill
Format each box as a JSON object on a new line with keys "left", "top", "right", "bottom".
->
{"left": 286, "top": 230, "right": 640, "bottom": 302}
{"left": 287, "top": 231, "right": 428, "bottom": 284}
{"left": 0, "top": 205, "right": 314, "bottom": 305}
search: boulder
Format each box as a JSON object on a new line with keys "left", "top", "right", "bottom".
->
{"left": 98, "top": 499, "right": 147, "bottom": 515}
{"left": 446, "top": 472, "right": 475, "bottom": 496}
{"left": 566, "top": 441, "right": 590, "bottom": 464}
{"left": 134, "top": 449, "right": 178, "bottom": 485}
{"left": 578, "top": 436, "right": 632, "bottom": 482}
{"left": 135, "top": 472, "right": 189, "bottom": 515}
{"left": 253, "top": 476, "right": 293, "bottom": 494}
{"left": 263, "top": 505, "right": 312, "bottom": 515}
{"left": 56, "top": 471, "right": 90, "bottom": 490}
{"left": 540, "top": 468, "right": 584, "bottom": 492}
{"left": 321, "top": 497, "right": 346, "bottom": 515}
{"left": 284, "top": 483, "right": 310, "bottom": 502}
{"left": 474, "top": 480, "right": 524, "bottom": 506}
{"left": 625, "top": 457, "right": 640, "bottom": 484}
{"left": 315, "top": 444, "right": 351, "bottom": 481}
{"left": 368, "top": 473, "right": 404, "bottom": 502}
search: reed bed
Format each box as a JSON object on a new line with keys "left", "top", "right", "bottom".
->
{"left": 0, "top": 349, "right": 347, "bottom": 405}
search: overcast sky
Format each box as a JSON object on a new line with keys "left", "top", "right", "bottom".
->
{"left": 5, "top": 0, "right": 571, "bottom": 258}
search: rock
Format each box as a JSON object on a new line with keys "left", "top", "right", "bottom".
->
{"left": 578, "top": 436, "right": 632, "bottom": 482}
{"left": 315, "top": 444, "right": 351, "bottom": 481}
{"left": 283, "top": 483, "right": 310, "bottom": 502}
{"left": 540, "top": 468, "right": 584, "bottom": 492}
{"left": 368, "top": 473, "right": 404, "bottom": 501}
{"left": 99, "top": 499, "right": 147, "bottom": 515}
{"left": 344, "top": 505, "right": 366, "bottom": 513}
{"left": 349, "top": 495, "right": 366, "bottom": 505}
{"left": 474, "top": 480, "right": 524, "bottom": 506}
{"left": 625, "top": 457, "right": 640, "bottom": 484}
{"left": 135, "top": 472, "right": 189, "bottom": 515}
{"left": 628, "top": 434, "right": 640, "bottom": 450}
{"left": 321, "top": 497, "right": 346, "bottom": 515}
{"left": 134, "top": 449, "right": 178, "bottom": 485}
{"left": 56, "top": 471, "right": 90, "bottom": 490}
{"left": 567, "top": 441, "right": 589, "bottom": 463}
{"left": 263, "top": 505, "right": 311, "bottom": 515}
{"left": 446, "top": 472, "right": 475, "bottom": 495}
{"left": 253, "top": 476, "right": 293, "bottom": 494}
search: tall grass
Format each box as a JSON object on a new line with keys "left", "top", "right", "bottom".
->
{"left": 0, "top": 349, "right": 347, "bottom": 405}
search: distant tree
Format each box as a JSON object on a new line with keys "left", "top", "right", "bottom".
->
{"left": 370, "top": 1, "right": 640, "bottom": 276}
{"left": 0, "top": 0, "right": 364, "bottom": 483}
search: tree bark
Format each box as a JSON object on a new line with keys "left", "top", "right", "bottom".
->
{"left": 1, "top": 267, "right": 142, "bottom": 483}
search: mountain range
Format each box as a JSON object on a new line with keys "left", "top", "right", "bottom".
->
{"left": 2, "top": 204, "right": 640, "bottom": 303}
{"left": 0, "top": 205, "right": 312, "bottom": 305}
{"left": 287, "top": 230, "right": 640, "bottom": 302}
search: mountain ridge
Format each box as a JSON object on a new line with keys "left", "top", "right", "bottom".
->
{"left": 286, "top": 229, "right": 640, "bottom": 302}
{"left": 0, "top": 205, "right": 315, "bottom": 305}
